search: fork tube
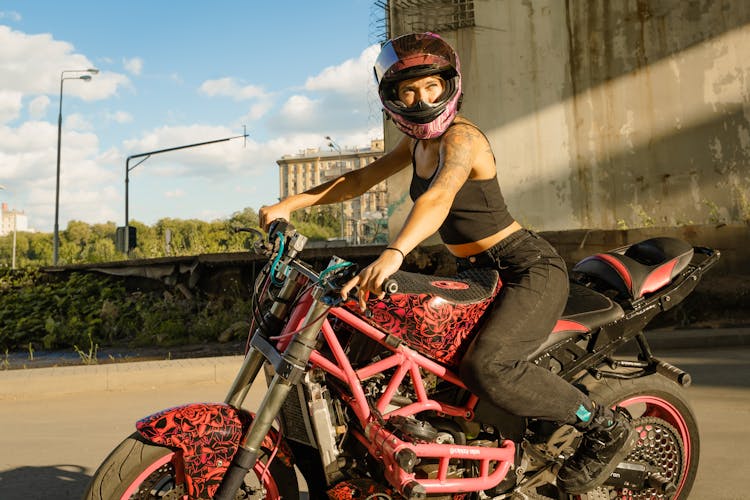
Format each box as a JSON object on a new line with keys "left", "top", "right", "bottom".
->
{"left": 224, "top": 345, "right": 265, "bottom": 407}
{"left": 224, "top": 271, "right": 306, "bottom": 407}
{"left": 214, "top": 298, "right": 330, "bottom": 500}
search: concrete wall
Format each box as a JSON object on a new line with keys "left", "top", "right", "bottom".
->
{"left": 386, "top": 0, "right": 750, "bottom": 239}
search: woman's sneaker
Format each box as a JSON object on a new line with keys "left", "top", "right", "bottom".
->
{"left": 557, "top": 406, "right": 638, "bottom": 494}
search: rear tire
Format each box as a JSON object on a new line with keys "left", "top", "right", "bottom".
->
{"left": 84, "top": 432, "right": 299, "bottom": 499}
{"left": 575, "top": 372, "right": 699, "bottom": 499}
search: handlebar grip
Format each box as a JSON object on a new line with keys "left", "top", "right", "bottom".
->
{"left": 382, "top": 278, "right": 399, "bottom": 295}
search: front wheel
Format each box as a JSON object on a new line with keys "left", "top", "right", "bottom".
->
{"left": 574, "top": 372, "right": 699, "bottom": 499}
{"left": 84, "top": 433, "right": 300, "bottom": 499}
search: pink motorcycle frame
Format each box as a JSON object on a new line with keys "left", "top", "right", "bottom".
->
{"left": 275, "top": 288, "right": 516, "bottom": 496}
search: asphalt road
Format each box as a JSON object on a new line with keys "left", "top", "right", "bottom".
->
{"left": 1, "top": 346, "right": 748, "bottom": 500}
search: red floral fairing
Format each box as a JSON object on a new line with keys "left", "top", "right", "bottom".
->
{"left": 136, "top": 402, "right": 292, "bottom": 499}
{"left": 348, "top": 284, "right": 500, "bottom": 367}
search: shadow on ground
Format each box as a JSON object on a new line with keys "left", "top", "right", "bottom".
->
{"left": 0, "top": 464, "right": 314, "bottom": 500}
{"left": 0, "top": 464, "right": 90, "bottom": 500}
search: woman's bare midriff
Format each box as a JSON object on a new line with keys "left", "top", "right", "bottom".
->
{"left": 445, "top": 220, "right": 523, "bottom": 258}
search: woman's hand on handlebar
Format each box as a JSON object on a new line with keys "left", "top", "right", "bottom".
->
{"left": 341, "top": 249, "right": 404, "bottom": 311}
{"left": 259, "top": 204, "right": 291, "bottom": 232}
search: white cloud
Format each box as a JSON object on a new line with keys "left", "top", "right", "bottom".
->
{"left": 106, "top": 110, "right": 133, "bottom": 124}
{"left": 0, "top": 90, "right": 23, "bottom": 123}
{"left": 165, "top": 189, "right": 185, "bottom": 198}
{"left": 265, "top": 44, "right": 383, "bottom": 136}
{"left": 124, "top": 57, "right": 143, "bottom": 76}
{"left": 65, "top": 113, "right": 93, "bottom": 132}
{"left": 28, "top": 95, "right": 50, "bottom": 119}
{"left": 200, "top": 77, "right": 274, "bottom": 121}
{"left": 0, "top": 25, "right": 136, "bottom": 230}
{"left": 305, "top": 44, "right": 380, "bottom": 96}
{"left": 278, "top": 94, "right": 320, "bottom": 126}
{"left": 0, "top": 119, "right": 119, "bottom": 231}
{"left": 0, "top": 11, "right": 22, "bottom": 22}
{"left": 0, "top": 25, "right": 130, "bottom": 101}
{"left": 244, "top": 100, "right": 274, "bottom": 121}
{"left": 199, "top": 77, "right": 268, "bottom": 100}
{"left": 0, "top": 121, "right": 56, "bottom": 158}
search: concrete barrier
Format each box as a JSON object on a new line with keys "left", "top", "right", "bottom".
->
{"left": 0, "top": 355, "right": 243, "bottom": 400}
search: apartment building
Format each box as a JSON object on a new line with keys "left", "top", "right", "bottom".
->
{"left": 276, "top": 139, "right": 387, "bottom": 244}
{"left": 0, "top": 203, "right": 28, "bottom": 236}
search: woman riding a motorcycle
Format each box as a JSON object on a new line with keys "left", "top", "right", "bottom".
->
{"left": 259, "top": 32, "right": 636, "bottom": 494}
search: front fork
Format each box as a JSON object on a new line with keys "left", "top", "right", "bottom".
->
{"left": 215, "top": 292, "right": 330, "bottom": 500}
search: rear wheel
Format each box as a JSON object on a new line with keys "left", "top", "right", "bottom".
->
{"left": 574, "top": 372, "right": 699, "bottom": 499}
{"left": 84, "top": 433, "right": 299, "bottom": 499}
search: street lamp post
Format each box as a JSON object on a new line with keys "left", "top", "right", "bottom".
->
{"left": 11, "top": 210, "right": 16, "bottom": 269}
{"left": 54, "top": 68, "right": 99, "bottom": 266}
{"left": 325, "top": 136, "right": 346, "bottom": 242}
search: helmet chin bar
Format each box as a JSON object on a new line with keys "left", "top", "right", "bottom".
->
{"left": 391, "top": 100, "right": 442, "bottom": 124}
{"left": 383, "top": 76, "right": 458, "bottom": 126}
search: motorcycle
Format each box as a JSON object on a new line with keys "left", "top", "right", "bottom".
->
{"left": 85, "top": 220, "right": 719, "bottom": 499}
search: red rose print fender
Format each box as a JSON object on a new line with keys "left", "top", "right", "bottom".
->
{"left": 136, "top": 402, "right": 292, "bottom": 499}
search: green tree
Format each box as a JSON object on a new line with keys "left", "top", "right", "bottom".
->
{"left": 28, "top": 233, "right": 53, "bottom": 265}
{"left": 290, "top": 206, "right": 340, "bottom": 241}
{"left": 0, "top": 206, "right": 338, "bottom": 267}
{"left": 60, "top": 220, "right": 93, "bottom": 264}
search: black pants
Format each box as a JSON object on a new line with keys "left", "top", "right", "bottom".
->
{"left": 457, "top": 229, "right": 590, "bottom": 423}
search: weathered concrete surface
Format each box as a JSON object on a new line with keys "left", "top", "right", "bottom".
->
{"left": 385, "top": 1, "right": 750, "bottom": 233}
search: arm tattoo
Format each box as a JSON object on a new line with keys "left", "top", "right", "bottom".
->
{"left": 430, "top": 124, "right": 478, "bottom": 194}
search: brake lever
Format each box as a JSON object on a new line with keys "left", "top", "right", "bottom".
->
{"left": 231, "top": 227, "right": 273, "bottom": 255}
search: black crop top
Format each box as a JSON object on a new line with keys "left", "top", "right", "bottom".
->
{"left": 409, "top": 125, "right": 514, "bottom": 245}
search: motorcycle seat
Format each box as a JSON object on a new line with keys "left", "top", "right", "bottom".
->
{"left": 529, "top": 283, "right": 625, "bottom": 357}
{"left": 571, "top": 237, "right": 694, "bottom": 299}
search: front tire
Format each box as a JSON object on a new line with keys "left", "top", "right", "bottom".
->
{"left": 575, "top": 372, "right": 699, "bottom": 499}
{"left": 84, "top": 433, "right": 299, "bottom": 499}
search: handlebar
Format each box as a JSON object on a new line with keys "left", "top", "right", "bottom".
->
{"left": 253, "top": 218, "right": 401, "bottom": 303}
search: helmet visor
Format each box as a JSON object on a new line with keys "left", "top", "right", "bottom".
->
{"left": 373, "top": 33, "right": 458, "bottom": 85}
{"left": 373, "top": 42, "right": 400, "bottom": 84}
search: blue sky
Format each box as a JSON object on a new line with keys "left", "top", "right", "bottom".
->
{"left": 0, "top": 1, "right": 384, "bottom": 231}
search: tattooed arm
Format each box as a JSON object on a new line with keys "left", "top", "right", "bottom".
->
{"left": 342, "top": 122, "right": 488, "bottom": 307}
{"left": 388, "top": 123, "right": 483, "bottom": 255}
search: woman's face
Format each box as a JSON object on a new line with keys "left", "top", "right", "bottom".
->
{"left": 397, "top": 75, "right": 445, "bottom": 106}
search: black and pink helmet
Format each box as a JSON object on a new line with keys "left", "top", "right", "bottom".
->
{"left": 373, "top": 32, "right": 462, "bottom": 139}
